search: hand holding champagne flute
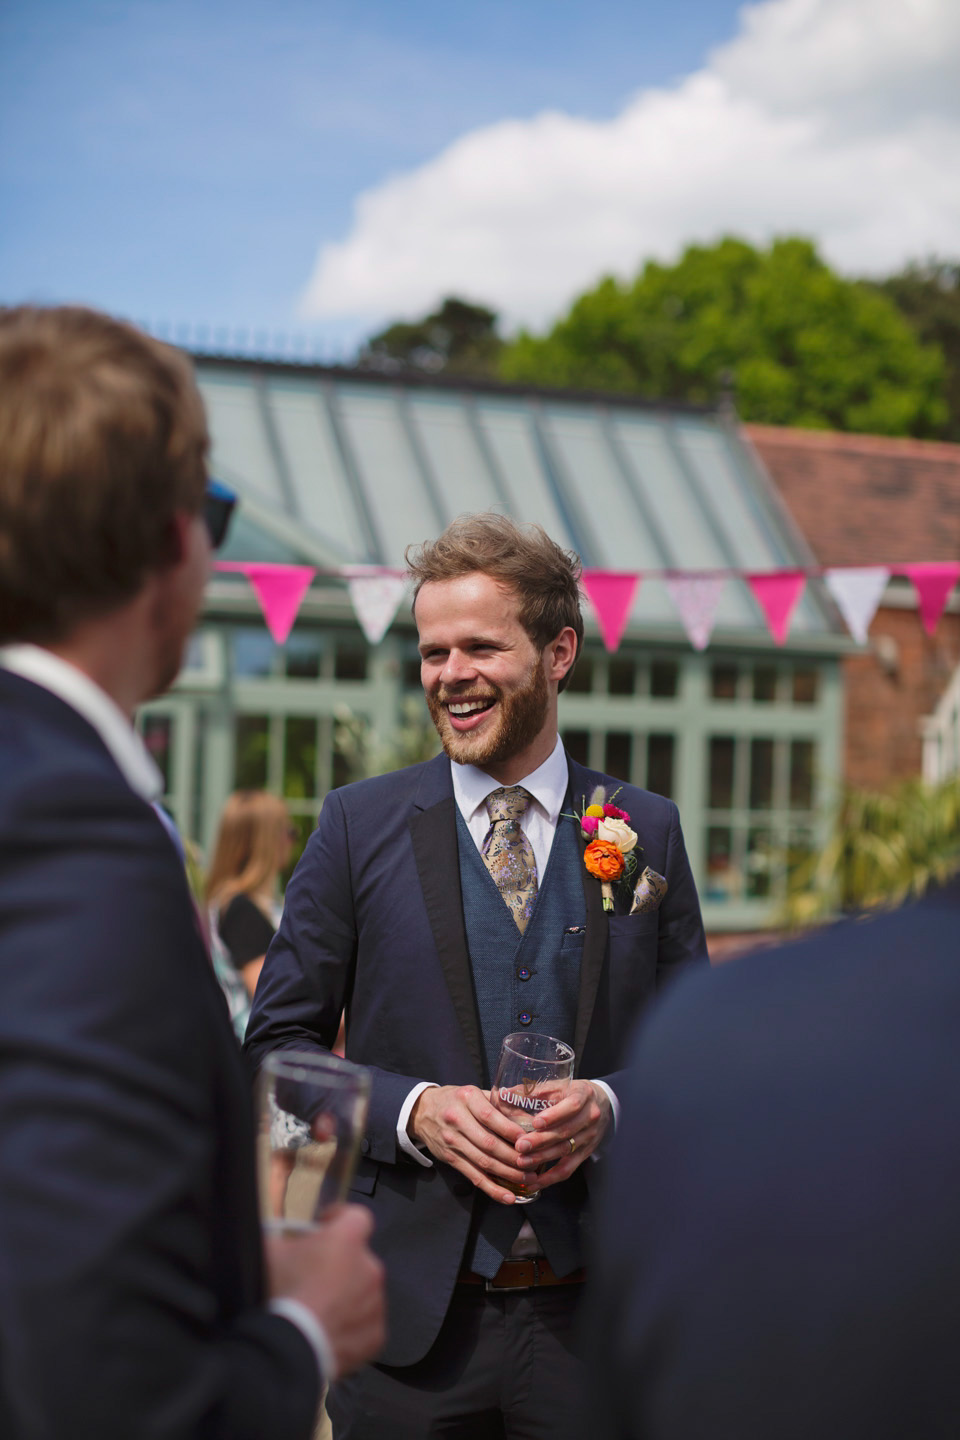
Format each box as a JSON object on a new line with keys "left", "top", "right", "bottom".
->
{"left": 258, "top": 1050, "right": 385, "bottom": 1381}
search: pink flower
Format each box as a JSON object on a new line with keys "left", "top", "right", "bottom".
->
{"left": 581, "top": 815, "right": 600, "bottom": 836}
{"left": 603, "top": 804, "right": 629, "bottom": 821}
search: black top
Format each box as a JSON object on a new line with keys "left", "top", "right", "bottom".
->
{"left": 218, "top": 893, "right": 276, "bottom": 968}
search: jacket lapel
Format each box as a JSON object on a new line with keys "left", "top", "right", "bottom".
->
{"left": 569, "top": 759, "right": 609, "bottom": 1072}
{"left": 409, "top": 756, "right": 485, "bottom": 1083}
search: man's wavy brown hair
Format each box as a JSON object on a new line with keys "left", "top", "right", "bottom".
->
{"left": 0, "top": 305, "right": 209, "bottom": 643}
{"left": 406, "top": 512, "right": 584, "bottom": 691}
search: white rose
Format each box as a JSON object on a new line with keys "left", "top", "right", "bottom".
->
{"left": 596, "top": 817, "right": 638, "bottom": 853}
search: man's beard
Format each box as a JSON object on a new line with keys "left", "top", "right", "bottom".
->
{"left": 426, "top": 657, "right": 549, "bottom": 770}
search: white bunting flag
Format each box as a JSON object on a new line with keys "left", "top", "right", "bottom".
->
{"left": 346, "top": 571, "right": 408, "bottom": 645}
{"left": 824, "top": 567, "right": 890, "bottom": 645}
{"left": 664, "top": 575, "right": 727, "bottom": 651}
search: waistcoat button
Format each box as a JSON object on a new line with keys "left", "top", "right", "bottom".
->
{"left": 518, "top": 1012, "right": 532, "bottom": 1026}
{"left": 517, "top": 967, "right": 531, "bottom": 981}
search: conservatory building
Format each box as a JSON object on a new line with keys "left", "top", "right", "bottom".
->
{"left": 141, "top": 356, "right": 849, "bottom": 936}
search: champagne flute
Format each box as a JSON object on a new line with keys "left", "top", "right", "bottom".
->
{"left": 257, "top": 1050, "right": 371, "bottom": 1234}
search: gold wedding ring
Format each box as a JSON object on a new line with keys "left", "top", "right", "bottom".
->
{"left": 569, "top": 1136, "right": 577, "bottom": 1155}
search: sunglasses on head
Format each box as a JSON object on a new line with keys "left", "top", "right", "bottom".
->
{"left": 203, "top": 479, "right": 237, "bottom": 550}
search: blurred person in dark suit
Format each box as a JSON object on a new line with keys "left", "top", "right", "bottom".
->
{"left": 588, "top": 877, "right": 960, "bottom": 1440}
{"left": 0, "top": 306, "right": 383, "bottom": 1440}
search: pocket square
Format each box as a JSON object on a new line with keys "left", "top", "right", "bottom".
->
{"left": 630, "top": 866, "right": 668, "bottom": 915}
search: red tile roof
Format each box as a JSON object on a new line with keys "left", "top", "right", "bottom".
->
{"left": 744, "top": 425, "right": 960, "bottom": 567}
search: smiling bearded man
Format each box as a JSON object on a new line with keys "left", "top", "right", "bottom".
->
{"left": 245, "top": 512, "right": 708, "bottom": 1440}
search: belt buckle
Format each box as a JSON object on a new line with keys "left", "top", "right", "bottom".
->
{"left": 485, "top": 1258, "right": 541, "bottom": 1293}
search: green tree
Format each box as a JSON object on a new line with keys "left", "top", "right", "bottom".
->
{"left": 785, "top": 776, "right": 960, "bottom": 929}
{"left": 872, "top": 258, "right": 960, "bottom": 441}
{"left": 359, "top": 297, "right": 503, "bottom": 378}
{"left": 500, "top": 237, "right": 948, "bottom": 436}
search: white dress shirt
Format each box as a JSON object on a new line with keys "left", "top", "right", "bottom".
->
{"left": 0, "top": 643, "right": 335, "bottom": 1388}
{"left": 396, "top": 737, "right": 619, "bottom": 1180}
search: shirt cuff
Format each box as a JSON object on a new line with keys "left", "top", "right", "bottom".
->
{"left": 268, "top": 1296, "right": 337, "bottom": 1387}
{"left": 397, "top": 1081, "right": 439, "bottom": 1167}
{"left": 591, "top": 1080, "right": 620, "bottom": 1130}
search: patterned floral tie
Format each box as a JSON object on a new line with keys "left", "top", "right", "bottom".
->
{"left": 481, "top": 786, "right": 539, "bottom": 933}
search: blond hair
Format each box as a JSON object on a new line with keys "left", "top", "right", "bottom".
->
{"left": 0, "top": 305, "right": 208, "bottom": 643}
{"left": 406, "top": 512, "right": 584, "bottom": 690}
{"left": 205, "top": 791, "right": 291, "bottom": 910}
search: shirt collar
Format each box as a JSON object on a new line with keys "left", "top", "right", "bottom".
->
{"left": 0, "top": 643, "right": 164, "bottom": 802}
{"left": 450, "top": 735, "right": 568, "bottom": 825}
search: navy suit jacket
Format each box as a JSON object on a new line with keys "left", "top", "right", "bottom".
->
{"left": 245, "top": 751, "right": 707, "bottom": 1367}
{"left": 0, "top": 670, "right": 319, "bottom": 1440}
{"left": 589, "top": 878, "right": 960, "bottom": 1440}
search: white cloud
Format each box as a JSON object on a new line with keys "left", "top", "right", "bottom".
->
{"left": 300, "top": 0, "right": 960, "bottom": 330}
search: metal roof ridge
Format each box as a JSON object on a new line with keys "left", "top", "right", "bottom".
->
{"left": 190, "top": 352, "right": 721, "bottom": 417}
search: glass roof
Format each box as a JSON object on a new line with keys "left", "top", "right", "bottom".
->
{"left": 195, "top": 361, "right": 838, "bottom": 643}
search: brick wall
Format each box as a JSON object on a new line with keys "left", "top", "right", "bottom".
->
{"left": 745, "top": 425, "right": 960, "bottom": 790}
{"left": 846, "top": 608, "right": 960, "bottom": 788}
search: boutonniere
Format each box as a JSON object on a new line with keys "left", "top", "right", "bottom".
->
{"left": 570, "top": 785, "right": 642, "bottom": 912}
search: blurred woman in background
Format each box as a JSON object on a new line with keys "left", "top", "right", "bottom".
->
{"left": 206, "top": 790, "right": 295, "bottom": 1039}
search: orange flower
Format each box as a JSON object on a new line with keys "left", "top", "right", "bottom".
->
{"left": 584, "top": 839, "right": 625, "bottom": 882}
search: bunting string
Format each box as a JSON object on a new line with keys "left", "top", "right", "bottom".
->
{"left": 213, "top": 560, "right": 960, "bottom": 651}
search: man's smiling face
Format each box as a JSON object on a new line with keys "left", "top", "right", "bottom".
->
{"left": 415, "top": 571, "right": 556, "bottom": 781}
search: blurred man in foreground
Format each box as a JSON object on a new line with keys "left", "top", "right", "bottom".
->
{"left": 589, "top": 876, "right": 960, "bottom": 1439}
{"left": 0, "top": 306, "right": 383, "bottom": 1440}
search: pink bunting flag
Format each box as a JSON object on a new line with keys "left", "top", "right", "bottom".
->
{"left": 345, "top": 570, "right": 408, "bottom": 645}
{"left": 746, "top": 571, "right": 806, "bottom": 646}
{"left": 215, "top": 561, "right": 315, "bottom": 644}
{"left": 581, "top": 571, "right": 641, "bottom": 652}
{"left": 898, "top": 563, "right": 960, "bottom": 636}
{"left": 664, "top": 574, "right": 726, "bottom": 651}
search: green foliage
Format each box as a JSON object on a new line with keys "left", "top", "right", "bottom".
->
{"left": 360, "top": 297, "right": 503, "bottom": 378}
{"left": 784, "top": 776, "right": 960, "bottom": 928}
{"left": 872, "top": 259, "right": 960, "bottom": 441}
{"left": 499, "top": 237, "right": 948, "bottom": 436}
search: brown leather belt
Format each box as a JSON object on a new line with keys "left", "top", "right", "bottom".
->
{"left": 458, "top": 1257, "right": 587, "bottom": 1292}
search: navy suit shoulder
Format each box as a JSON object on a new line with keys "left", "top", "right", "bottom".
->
{"left": 590, "top": 881, "right": 960, "bottom": 1440}
{"left": 0, "top": 672, "right": 320, "bottom": 1440}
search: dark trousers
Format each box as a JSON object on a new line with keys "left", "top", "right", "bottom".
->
{"left": 327, "top": 1282, "right": 585, "bottom": 1440}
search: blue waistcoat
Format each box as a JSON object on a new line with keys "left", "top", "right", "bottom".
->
{"left": 457, "top": 807, "right": 588, "bottom": 1276}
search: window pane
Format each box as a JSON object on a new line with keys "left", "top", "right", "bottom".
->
{"left": 708, "top": 736, "right": 735, "bottom": 809}
{"left": 334, "top": 641, "right": 368, "bottom": 681}
{"left": 608, "top": 659, "right": 635, "bottom": 696}
{"left": 705, "top": 825, "right": 737, "bottom": 902}
{"left": 650, "top": 660, "right": 678, "bottom": 698}
{"left": 749, "top": 738, "right": 774, "bottom": 810}
{"left": 234, "top": 715, "right": 269, "bottom": 789}
{"left": 284, "top": 717, "right": 317, "bottom": 799}
{"left": 233, "top": 629, "right": 274, "bottom": 678}
{"left": 793, "top": 668, "right": 819, "bottom": 705}
{"left": 333, "top": 717, "right": 367, "bottom": 788}
{"left": 562, "top": 729, "right": 590, "bottom": 765}
{"left": 285, "top": 632, "right": 322, "bottom": 680}
{"left": 746, "top": 827, "right": 774, "bottom": 898}
{"left": 403, "top": 656, "right": 423, "bottom": 690}
{"left": 647, "top": 734, "right": 675, "bottom": 799}
{"left": 141, "top": 716, "right": 172, "bottom": 792}
{"left": 566, "top": 656, "right": 594, "bottom": 693}
{"left": 753, "top": 665, "right": 777, "bottom": 703}
{"left": 711, "top": 663, "right": 738, "bottom": 700}
{"left": 604, "top": 732, "right": 632, "bottom": 779}
{"left": 790, "top": 740, "right": 815, "bottom": 810}
{"left": 281, "top": 813, "right": 315, "bottom": 889}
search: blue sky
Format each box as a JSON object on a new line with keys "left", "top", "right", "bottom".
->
{"left": 0, "top": 0, "right": 744, "bottom": 350}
